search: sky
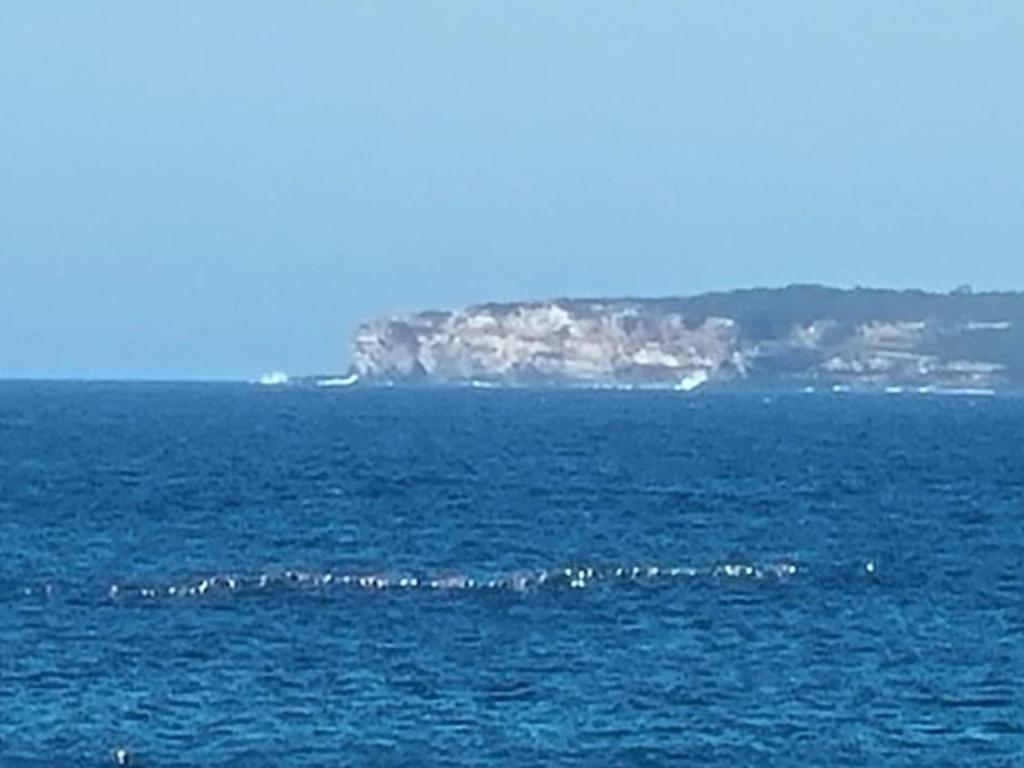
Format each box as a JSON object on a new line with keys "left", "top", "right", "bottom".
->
{"left": 1, "top": 2, "right": 1023, "bottom": 380}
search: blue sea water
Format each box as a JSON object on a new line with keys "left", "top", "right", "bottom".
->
{"left": 1, "top": 382, "right": 1021, "bottom": 767}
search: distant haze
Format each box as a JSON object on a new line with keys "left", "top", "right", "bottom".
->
{"left": 2, "top": 3, "right": 1023, "bottom": 380}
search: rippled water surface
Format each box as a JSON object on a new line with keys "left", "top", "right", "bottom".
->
{"left": 1, "top": 383, "right": 1022, "bottom": 767}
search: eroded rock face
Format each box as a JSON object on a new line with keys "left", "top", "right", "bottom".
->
{"left": 351, "top": 287, "right": 1024, "bottom": 389}
{"left": 354, "top": 302, "right": 745, "bottom": 385}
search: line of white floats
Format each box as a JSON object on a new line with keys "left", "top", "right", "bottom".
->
{"left": 99, "top": 560, "right": 837, "bottom": 601}
{"left": 11, "top": 560, "right": 880, "bottom": 601}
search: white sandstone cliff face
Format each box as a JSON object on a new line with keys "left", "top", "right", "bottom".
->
{"left": 353, "top": 302, "right": 745, "bottom": 385}
{"left": 351, "top": 293, "right": 1014, "bottom": 389}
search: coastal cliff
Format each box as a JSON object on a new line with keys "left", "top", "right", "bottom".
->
{"left": 350, "top": 286, "right": 1024, "bottom": 390}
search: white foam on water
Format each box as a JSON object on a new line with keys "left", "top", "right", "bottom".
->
{"left": 674, "top": 370, "right": 709, "bottom": 392}
{"left": 317, "top": 374, "right": 359, "bottom": 387}
{"left": 257, "top": 371, "right": 289, "bottom": 386}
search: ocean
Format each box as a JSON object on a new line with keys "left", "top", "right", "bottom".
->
{"left": 1, "top": 383, "right": 1021, "bottom": 767}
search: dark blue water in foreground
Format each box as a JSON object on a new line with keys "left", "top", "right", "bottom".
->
{"left": 1, "top": 383, "right": 1022, "bottom": 767}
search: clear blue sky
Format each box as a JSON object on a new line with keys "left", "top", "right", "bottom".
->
{"left": 2, "top": 2, "right": 1022, "bottom": 379}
